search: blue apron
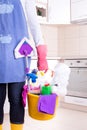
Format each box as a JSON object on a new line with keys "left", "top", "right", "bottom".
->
{"left": 0, "top": 0, "right": 31, "bottom": 83}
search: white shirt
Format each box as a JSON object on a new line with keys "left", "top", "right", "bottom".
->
{"left": 20, "top": 0, "right": 44, "bottom": 46}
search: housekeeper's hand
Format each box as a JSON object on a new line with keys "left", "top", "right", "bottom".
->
{"left": 36, "top": 45, "right": 48, "bottom": 72}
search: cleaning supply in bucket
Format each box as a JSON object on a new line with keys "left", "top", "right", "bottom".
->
{"left": 41, "top": 83, "right": 52, "bottom": 95}
{"left": 27, "top": 71, "right": 41, "bottom": 94}
{"left": 51, "top": 59, "right": 71, "bottom": 96}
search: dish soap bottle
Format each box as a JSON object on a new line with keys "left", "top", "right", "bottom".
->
{"left": 41, "top": 83, "right": 52, "bottom": 95}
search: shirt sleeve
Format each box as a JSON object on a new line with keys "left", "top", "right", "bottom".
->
{"left": 25, "top": 0, "right": 44, "bottom": 46}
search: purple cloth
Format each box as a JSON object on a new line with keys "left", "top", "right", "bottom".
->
{"left": 22, "top": 84, "right": 28, "bottom": 107}
{"left": 38, "top": 94, "right": 57, "bottom": 115}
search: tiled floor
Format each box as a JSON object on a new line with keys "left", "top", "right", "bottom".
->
{"left": 3, "top": 107, "right": 87, "bottom": 130}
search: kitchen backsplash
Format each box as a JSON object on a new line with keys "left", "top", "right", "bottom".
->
{"left": 40, "top": 24, "right": 87, "bottom": 58}
{"left": 58, "top": 24, "right": 87, "bottom": 58}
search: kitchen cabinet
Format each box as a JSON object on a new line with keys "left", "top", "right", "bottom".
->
{"left": 70, "top": 0, "right": 87, "bottom": 23}
{"left": 48, "top": 0, "right": 70, "bottom": 24}
{"left": 36, "top": 0, "right": 70, "bottom": 24}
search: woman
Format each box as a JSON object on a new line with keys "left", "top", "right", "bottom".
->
{"left": 0, "top": 0, "right": 48, "bottom": 130}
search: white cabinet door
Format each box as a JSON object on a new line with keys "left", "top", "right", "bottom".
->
{"left": 48, "top": 0, "right": 70, "bottom": 24}
{"left": 71, "top": 0, "right": 87, "bottom": 23}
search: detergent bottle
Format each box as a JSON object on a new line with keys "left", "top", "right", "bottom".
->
{"left": 41, "top": 83, "right": 52, "bottom": 95}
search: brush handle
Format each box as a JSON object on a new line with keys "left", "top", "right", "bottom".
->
{"left": 25, "top": 55, "right": 29, "bottom": 73}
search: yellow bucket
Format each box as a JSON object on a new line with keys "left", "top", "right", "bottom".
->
{"left": 27, "top": 93, "right": 58, "bottom": 120}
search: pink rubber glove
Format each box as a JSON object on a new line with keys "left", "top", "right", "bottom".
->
{"left": 36, "top": 45, "right": 48, "bottom": 72}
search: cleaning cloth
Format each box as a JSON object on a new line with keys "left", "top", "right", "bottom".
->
{"left": 38, "top": 94, "right": 57, "bottom": 115}
{"left": 22, "top": 84, "right": 28, "bottom": 107}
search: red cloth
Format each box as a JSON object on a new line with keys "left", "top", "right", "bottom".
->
{"left": 36, "top": 45, "right": 48, "bottom": 71}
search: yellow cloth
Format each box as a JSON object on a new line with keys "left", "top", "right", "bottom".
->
{"left": 11, "top": 124, "right": 23, "bottom": 130}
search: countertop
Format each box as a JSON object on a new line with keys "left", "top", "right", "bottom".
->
{"left": 32, "top": 56, "right": 87, "bottom": 60}
{"left": 59, "top": 55, "right": 87, "bottom": 60}
{"left": 32, "top": 56, "right": 61, "bottom": 60}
